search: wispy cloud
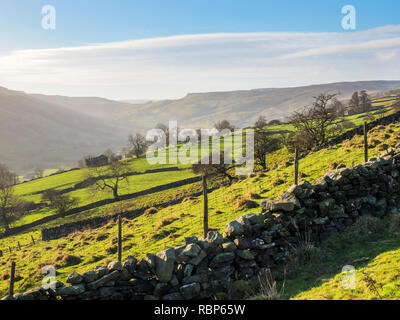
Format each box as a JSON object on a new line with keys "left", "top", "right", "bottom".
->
{"left": 1, "top": 25, "right": 400, "bottom": 99}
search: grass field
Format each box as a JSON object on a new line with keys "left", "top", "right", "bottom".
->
{"left": 1, "top": 118, "right": 400, "bottom": 298}
{"left": 285, "top": 214, "right": 400, "bottom": 300}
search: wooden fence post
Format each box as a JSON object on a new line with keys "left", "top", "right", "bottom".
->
{"left": 294, "top": 148, "right": 299, "bottom": 185}
{"left": 364, "top": 121, "right": 369, "bottom": 162}
{"left": 202, "top": 175, "right": 208, "bottom": 238}
{"left": 118, "top": 215, "right": 122, "bottom": 263}
{"left": 9, "top": 261, "right": 16, "bottom": 297}
{"left": 31, "top": 235, "right": 35, "bottom": 245}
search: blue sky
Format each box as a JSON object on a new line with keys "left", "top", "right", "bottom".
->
{"left": 1, "top": 0, "right": 399, "bottom": 50}
{"left": 0, "top": 1, "right": 399, "bottom": 99}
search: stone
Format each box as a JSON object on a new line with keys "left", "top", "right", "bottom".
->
{"left": 236, "top": 250, "right": 255, "bottom": 260}
{"left": 94, "top": 266, "right": 109, "bottom": 277}
{"left": 209, "top": 252, "right": 235, "bottom": 267}
{"left": 189, "top": 250, "right": 207, "bottom": 266}
{"left": 56, "top": 283, "right": 85, "bottom": 296}
{"left": 206, "top": 231, "right": 223, "bottom": 245}
{"left": 182, "top": 243, "right": 201, "bottom": 257}
{"left": 182, "top": 273, "right": 207, "bottom": 286}
{"left": 299, "top": 180, "right": 312, "bottom": 189}
{"left": 225, "top": 221, "right": 244, "bottom": 237}
{"left": 240, "top": 213, "right": 265, "bottom": 225}
{"left": 222, "top": 241, "right": 237, "bottom": 252}
{"left": 107, "top": 261, "right": 123, "bottom": 272}
{"left": 155, "top": 248, "right": 176, "bottom": 283}
{"left": 86, "top": 270, "right": 120, "bottom": 291}
{"left": 259, "top": 231, "right": 273, "bottom": 244}
{"left": 287, "top": 184, "right": 304, "bottom": 197}
{"left": 119, "top": 268, "right": 132, "bottom": 281}
{"left": 279, "top": 192, "right": 301, "bottom": 209}
{"left": 131, "top": 271, "right": 152, "bottom": 281}
{"left": 185, "top": 236, "right": 198, "bottom": 244}
{"left": 318, "top": 198, "right": 336, "bottom": 215}
{"left": 180, "top": 282, "right": 201, "bottom": 299}
{"left": 154, "top": 282, "right": 171, "bottom": 297}
{"left": 251, "top": 238, "right": 265, "bottom": 249}
{"left": 123, "top": 256, "right": 137, "bottom": 274}
{"left": 130, "top": 279, "right": 154, "bottom": 294}
{"left": 184, "top": 264, "right": 194, "bottom": 278}
{"left": 144, "top": 253, "right": 156, "bottom": 272}
{"left": 313, "top": 217, "right": 329, "bottom": 225}
{"left": 162, "top": 292, "right": 184, "bottom": 300}
{"left": 67, "top": 272, "right": 83, "bottom": 285}
{"left": 234, "top": 237, "right": 251, "bottom": 249}
{"left": 82, "top": 271, "right": 99, "bottom": 283}
{"left": 260, "top": 200, "right": 295, "bottom": 212}
{"left": 169, "top": 274, "right": 179, "bottom": 287}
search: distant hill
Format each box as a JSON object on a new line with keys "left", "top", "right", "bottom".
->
{"left": 118, "top": 80, "right": 400, "bottom": 130}
{"left": 1, "top": 80, "right": 400, "bottom": 173}
{"left": 0, "top": 87, "right": 129, "bottom": 173}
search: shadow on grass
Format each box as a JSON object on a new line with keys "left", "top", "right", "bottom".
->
{"left": 281, "top": 223, "right": 400, "bottom": 299}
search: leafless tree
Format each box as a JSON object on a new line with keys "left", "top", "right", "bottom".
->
{"left": 214, "top": 120, "right": 235, "bottom": 132}
{"left": 254, "top": 131, "right": 282, "bottom": 170}
{"left": 289, "top": 93, "right": 341, "bottom": 148}
{"left": 86, "top": 160, "right": 131, "bottom": 200}
{"left": 254, "top": 115, "right": 268, "bottom": 129}
{"left": 359, "top": 90, "right": 372, "bottom": 113}
{"left": 156, "top": 123, "right": 170, "bottom": 146}
{"left": 34, "top": 168, "right": 44, "bottom": 179}
{"left": 41, "top": 189, "right": 78, "bottom": 218}
{"left": 128, "top": 133, "right": 148, "bottom": 158}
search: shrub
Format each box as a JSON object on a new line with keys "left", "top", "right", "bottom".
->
{"left": 249, "top": 269, "right": 284, "bottom": 300}
{"left": 234, "top": 196, "right": 258, "bottom": 210}
{"left": 144, "top": 207, "right": 158, "bottom": 215}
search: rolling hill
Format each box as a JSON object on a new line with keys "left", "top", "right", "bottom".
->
{"left": 0, "top": 87, "right": 129, "bottom": 173}
{"left": 121, "top": 80, "right": 400, "bottom": 129}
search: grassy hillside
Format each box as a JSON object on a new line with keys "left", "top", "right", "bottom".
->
{"left": 1, "top": 118, "right": 400, "bottom": 298}
{"left": 284, "top": 214, "right": 400, "bottom": 300}
{"left": 2, "top": 81, "right": 400, "bottom": 173}
{"left": 122, "top": 81, "right": 400, "bottom": 130}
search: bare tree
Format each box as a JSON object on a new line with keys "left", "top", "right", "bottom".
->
{"left": 214, "top": 120, "right": 235, "bottom": 132}
{"left": 156, "top": 123, "right": 170, "bottom": 146}
{"left": 128, "top": 133, "right": 148, "bottom": 158}
{"left": 34, "top": 168, "right": 44, "bottom": 179}
{"left": 349, "top": 91, "right": 360, "bottom": 111}
{"left": 359, "top": 90, "right": 372, "bottom": 113}
{"left": 254, "top": 131, "right": 282, "bottom": 170}
{"left": 268, "top": 119, "right": 282, "bottom": 126}
{"left": 0, "top": 164, "right": 25, "bottom": 231}
{"left": 86, "top": 161, "right": 131, "bottom": 200}
{"left": 41, "top": 189, "right": 78, "bottom": 218}
{"left": 254, "top": 115, "right": 268, "bottom": 129}
{"left": 289, "top": 93, "right": 340, "bottom": 148}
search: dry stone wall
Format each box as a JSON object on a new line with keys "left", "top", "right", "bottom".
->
{"left": 4, "top": 145, "right": 400, "bottom": 300}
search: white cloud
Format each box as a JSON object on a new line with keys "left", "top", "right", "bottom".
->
{"left": 0, "top": 25, "right": 400, "bottom": 100}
